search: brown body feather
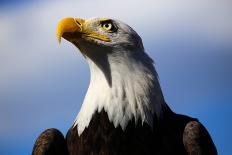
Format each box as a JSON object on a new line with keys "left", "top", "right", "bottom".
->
{"left": 32, "top": 106, "right": 217, "bottom": 155}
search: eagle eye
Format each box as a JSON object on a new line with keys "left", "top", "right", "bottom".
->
{"left": 101, "top": 20, "right": 117, "bottom": 32}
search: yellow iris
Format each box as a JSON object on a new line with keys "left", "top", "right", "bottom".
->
{"left": 102, "top": 23, "right": 113, "bottom": 31}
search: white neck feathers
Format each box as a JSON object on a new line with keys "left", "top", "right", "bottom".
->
{"left": 74, "top": 51, "right": 164, "bottom": 135}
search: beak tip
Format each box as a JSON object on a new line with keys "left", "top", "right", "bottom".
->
{"left": 56, "top": 29, "right": 62, "bottom": 44}
{"left": 56, "top": 22, "right": 63, "bottom": 45}
{"left": 56, "top": 35, "right": 61, "bottom": 44}
{"left": 58, "top": 38, "right": 61, "bottom": 44}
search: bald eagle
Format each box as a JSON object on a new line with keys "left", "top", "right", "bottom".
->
{"left": 32, "top": 18, "right": 217, "bottom": 155}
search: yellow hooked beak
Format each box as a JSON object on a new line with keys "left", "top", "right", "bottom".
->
{"left": 56, "top": 18, "right": 84, "bottom": 43}
{"left": 56, "top": 17, "right": 111, "bottom": 44}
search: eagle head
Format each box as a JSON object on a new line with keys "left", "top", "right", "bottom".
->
{"left": 56, "top": 17, "right": 165, "bottom": 135}
{"left": 57, "top": 17, "right": 144, "bottom": 56}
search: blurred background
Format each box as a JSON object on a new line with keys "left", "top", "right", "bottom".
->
{"left": 0, "top": 0, "right": 231, "bottom": 154}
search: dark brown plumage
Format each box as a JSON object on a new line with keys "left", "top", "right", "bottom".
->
{"left": 32, "top": 106, "right": 217, "bottom": 155}
{"left": 183, "top": 121, "right": 217, "bottom": 154}
{"left": 32, "top": 128, "right": 68, "bottom": 155}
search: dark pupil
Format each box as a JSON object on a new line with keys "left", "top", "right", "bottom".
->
{"left": 105, "top": 24, "right": 109, "bottom": 28}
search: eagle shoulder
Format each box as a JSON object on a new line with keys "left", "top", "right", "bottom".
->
{"left": 32, "top": 128, "right": 68, "bottom": 155}
{"left": 183, "top": 121, "right": 217, "bottom": 155}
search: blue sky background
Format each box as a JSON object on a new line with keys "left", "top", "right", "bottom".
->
{"left": 0, "top": 0, "right": 231, "bottom": 154}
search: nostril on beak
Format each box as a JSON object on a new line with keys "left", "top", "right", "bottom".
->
{"left": 75, "top": 20, "right": 82, "bottom": 26}
{"left": 74, "top": 18, "right": 85, "bottom": 27}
